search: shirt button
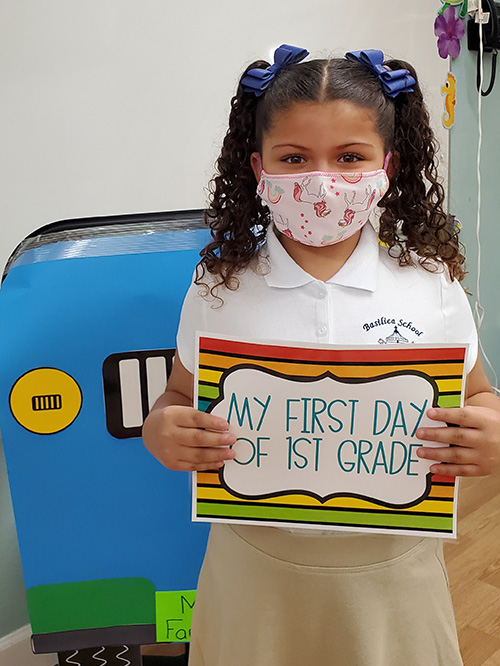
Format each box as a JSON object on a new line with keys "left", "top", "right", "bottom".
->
{"left": 317, "top": 290, "right": 327, "bottom": 299}
{"left": 317, "top": 326, "right": 328, "bottom": 336}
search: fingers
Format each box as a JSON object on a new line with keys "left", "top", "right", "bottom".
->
{"left": 417, "top": 441, "right": 495, "bottom": 476}
{"left": 143, "top": 405, "right": 237, "bottom": 472}
{"left": 155, "top": 441, "right": 236, "bottom": 472}
{"left": 176, "top": 406, "right": 231, "bottom": 433}
{"left": 168, "top": 426, "right": 237, "bottom": 471}
{"left": 179, "top": 426, "right": 236, "bottom": 450}
{"left": 424, "top": 406, "right": 486, "bottom": 429}
{"left": 415, "top": 404, "right": 500, "bottom": 476}
{"left": 417, "top": 441, "right": 485, "bottom": 476}
{"left": 417, "top": 444, "right": 478, "bottom": 467}
{"left": 176, "top": 448, "right": 236, "bottom": 472}
{"left": 416, "top": 424, "right": 480, "bottom": 448}
{"left": 170, "top": 406, "right": 237, "bottom": 452}
{"left": 415, "top": 405, "right": 500, "bottom": 477}
{"left": 422, "top": 462, "right": 479, "bottom": 477}
{"left": 416, "top": 406, "right": 489, "bottom": 449}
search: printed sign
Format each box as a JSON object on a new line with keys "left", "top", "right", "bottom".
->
{"left": 193, "top": 335, "right": 468, "bottom": 538}
{"left": 156, "top": 590, "right": 196, "bottom": 643}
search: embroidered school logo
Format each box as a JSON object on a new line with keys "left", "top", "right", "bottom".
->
{"left": 362, "top": 317, "right": 424, "bottom": 344}
{"left": 378, "top": 326, "right": 409, "bottom": 344}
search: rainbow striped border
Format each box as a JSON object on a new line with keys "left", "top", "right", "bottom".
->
{"left": 195, "top": 336, "right": 466, "bottom": 537}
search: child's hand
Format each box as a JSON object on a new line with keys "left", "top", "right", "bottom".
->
{"left": 142, "top": 405, "right": 237, "bottom": 472}
{"left": 416, "top": 406, "right": 500, "bottom": 477}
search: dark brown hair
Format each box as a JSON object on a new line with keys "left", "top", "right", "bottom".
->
{"left": 196, "top": 56, "right": 465, "bottom": 295}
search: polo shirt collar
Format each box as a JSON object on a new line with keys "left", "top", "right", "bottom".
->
{"left": 263, "top": 222, "right": 379, "bottom": 292}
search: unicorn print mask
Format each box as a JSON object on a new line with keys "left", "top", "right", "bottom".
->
{"left": 257, "top": 165, "right": 390, "bottom": 247}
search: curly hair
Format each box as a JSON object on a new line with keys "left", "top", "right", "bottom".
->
{"left": 196, "top": 55, "right": 465, "bottom": 297}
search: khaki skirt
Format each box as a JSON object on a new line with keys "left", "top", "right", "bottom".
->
{"left": 188, "top": 523, "right": 463, "bottom": 666}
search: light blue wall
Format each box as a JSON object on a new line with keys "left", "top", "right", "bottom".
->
{"left": 450, "top": 48, "right": 500, "bottom": 382}
{"left": 0, "top": 441, "right": 29, "bottom": 637}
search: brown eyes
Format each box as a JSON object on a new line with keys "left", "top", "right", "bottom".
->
{"left": 339, "top": 153, "right": 364, "bottom": 163}
{"left": 281, "top": 155, "right": 305, "bottom": 164}
{"left": 280, "top": 153, "right": 365, "bottom": 165}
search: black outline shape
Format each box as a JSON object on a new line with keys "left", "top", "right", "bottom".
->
{"left": 206, "top": 364, "right": 441, "bottom": 508}
{"left": 102, "top": 349, "right": 175, "bottom": 440}
{"left": 32, "top": 393, "right": 63, "bottom": 411}
{"left": 9, "top": 367, "right": 83, "bottom": 435}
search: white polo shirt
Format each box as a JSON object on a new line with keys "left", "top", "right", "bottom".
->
{"left": 177, "top": 223, "right": 478, "bottom": 374}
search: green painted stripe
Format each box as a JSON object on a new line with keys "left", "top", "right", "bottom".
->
{"left": 437, "top": 394, "right": 461, "bottom": 408}
{"left": 196, "top": 502, "right": 453, "bottom": 531}
{"left": 198, "top": 384, "right": 220, "bottom": 400}
{"left": 197, "top": 497, "right": 453, "bottom": 517}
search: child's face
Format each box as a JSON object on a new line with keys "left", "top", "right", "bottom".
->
{"left": 251, "top": 99, "right": 387, "bottom": 179}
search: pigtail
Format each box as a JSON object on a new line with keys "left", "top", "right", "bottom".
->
{"left": 196, "top": 62, "right": 272, "bottom": 298}
{"left": 379, "top": 59, "right": 465, "bottom": 282}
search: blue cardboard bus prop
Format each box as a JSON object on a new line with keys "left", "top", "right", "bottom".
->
{"left": 0, "top": 211, "right": 211, "bottom": 654}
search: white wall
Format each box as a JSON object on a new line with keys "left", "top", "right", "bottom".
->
{"left": 0, "top": 0, "right": 448, "bottom": 273}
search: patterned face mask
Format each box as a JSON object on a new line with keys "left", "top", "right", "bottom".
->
{"left": 256, "top": 162, "right": 390, "bottom": 247}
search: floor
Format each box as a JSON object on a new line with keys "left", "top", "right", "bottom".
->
{"left": 141, "top": 643, "right": 187, "bottom": 663}
{"left": 444, "top": 472, "right": 500, "bottom": 666}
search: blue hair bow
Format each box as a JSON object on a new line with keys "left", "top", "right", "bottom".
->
{"left": 345, "top": 50, "right": 416, "bottom": 98}
{"left": 241, "top": 44, "right": 309, "bottom": 97}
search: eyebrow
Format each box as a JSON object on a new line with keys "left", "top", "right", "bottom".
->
{"left": 337, "top": 142, "right": 374, "bottom": 149}
{"left": 270, "top": 143, "right": 308, "bottom": 150}
{"left": 270, "top": 142, "right": 375, "bottom": 150}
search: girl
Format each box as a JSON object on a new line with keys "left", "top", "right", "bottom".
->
{"left": 143, "top": 46, "right": 500, "bottom": 665}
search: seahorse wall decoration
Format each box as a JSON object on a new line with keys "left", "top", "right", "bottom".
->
{"left": 441, "top": 72, "right": 456, "bottom": 129}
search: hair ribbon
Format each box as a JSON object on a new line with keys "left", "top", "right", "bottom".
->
{"left": 241, "top": 44, "right": 309, "bottom": 97}
{"left": 345, "top": 50, "right": 416, "bottom": 98}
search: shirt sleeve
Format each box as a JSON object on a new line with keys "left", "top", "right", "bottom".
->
{"left": 441, "top": 275, "right": 478, "bottom": 376}
{"left": 176, "top": 277, "right": 207, "bottom": 375}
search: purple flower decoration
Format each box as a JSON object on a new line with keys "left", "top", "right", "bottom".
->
{"left": 434, "top": 6, "right": 465, "bottom": 59}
